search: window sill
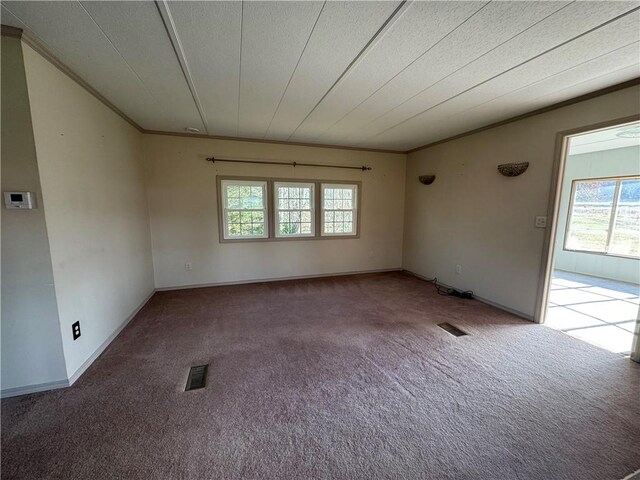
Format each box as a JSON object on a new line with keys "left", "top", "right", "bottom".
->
{"left": 562, "top": 248, "right": 639, "bottom": 260}
{"left": 220, "top": 234, "right": 360, "bottom": 244}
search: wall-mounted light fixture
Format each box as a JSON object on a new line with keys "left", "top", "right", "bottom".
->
{"left": 497, "top": 162, "right": 529, "bottom": 177}
{"left": 419, "top": 175, "right": 436, "bottom": 185}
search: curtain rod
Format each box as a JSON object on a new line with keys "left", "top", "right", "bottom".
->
{"left": 205, "top": 156, "right": 371, "bottom": 171}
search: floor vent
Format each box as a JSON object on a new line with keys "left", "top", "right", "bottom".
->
{"left": 185, "top": 365, "right": 208, "bottom": 391}
{"left": 438, "top": 323, "right": 468, "bottom": 337}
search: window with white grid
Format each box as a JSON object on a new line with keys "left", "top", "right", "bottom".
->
{"left": 321, "top": 184, "right": 358, "bottom": 236}
{"left": 565, "top": 176, "right": 640, "bottom": 258}
{"left": 221, "top": 180, "right": 268, "bottom": 239}
{"left": 274, "top": 182, "right": 315, "bottom": 237}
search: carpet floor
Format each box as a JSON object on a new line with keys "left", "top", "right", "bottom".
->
{"left": 2, "top": 272, "right": 639, "bottom": 479}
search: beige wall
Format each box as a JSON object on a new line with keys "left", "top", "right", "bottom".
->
{"left": 1, "top": 36, "right": 68, "bottom": 393}
{"left": 4, "top": 28, "right": 638, "bottom": 396}
{"left": 555, "top": 146, "right": 639, "bottom": 284}
{"left": 144, "top": 135, "right": 406, "bottom": 289}
{"left": 404, "top": 85, "right": 640, "bottom": 318}
{"left": 22, "top": 43, "right": 155, "bottom": 379}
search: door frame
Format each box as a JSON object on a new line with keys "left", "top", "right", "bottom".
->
{"left": 533, "top": 114, "right": 640, "bottom": 361}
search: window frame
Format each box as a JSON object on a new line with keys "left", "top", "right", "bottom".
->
{"left": 217, "top": 176, "right": 361, "bottom": 243}
{"left": 563, "top": 174, "right": 640, "bottom": 259}
{"left": 220, "top": 179, "right": 269, "bottom": 240}
{"left": 320, "top": 183, "right": 359, "bottom": 237}
{"left": 274, "top": 181, "right": 316, "bottom": 238}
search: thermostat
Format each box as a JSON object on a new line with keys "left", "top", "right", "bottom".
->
{"left": 4, "top": 192, "right": 35, "bottom": 209}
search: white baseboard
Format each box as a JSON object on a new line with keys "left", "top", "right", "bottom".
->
{"left": 473, "top": 294, "right": 534, "bottom": 321}
{"left": 155, "top": 267, "right": 402, "bottom": 291}
{"left": 403, "top": 269, "right": 436, "bottom": 283}
{"left": 621, "top": 468, "right": 640, "bottom": 480}
{"left": 3, "top": 270, "right": 405, "bottom": 398}
{"left": 1, "top": 378, "right": 70, "bottom": 399}
{"left": 403, "top": 269, "right": 534, "bottom": 321}
{"left": 67, "top": 289, "right": 156, "bottom": 386}
{"left": 1, "top": 289, "right": 156, "bottom": 399}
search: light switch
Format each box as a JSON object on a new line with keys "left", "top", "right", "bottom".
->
{"left": 535, "top": 216, "right": 547, "bottom": 228}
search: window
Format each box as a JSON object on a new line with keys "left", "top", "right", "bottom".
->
{"left": 565, "top": 176, "right": 640, "bottom": 258}
{"left": 217, "top": 176, "right": 360, "bottom": 242}
{"left": 274, "top": 182, "right": 315, "bottom": 237}
{"left": 220, "top": 180, "right": 268, "bottom": 239}
{"left": 321, "top": 184, "right": 358, "bottom": 236}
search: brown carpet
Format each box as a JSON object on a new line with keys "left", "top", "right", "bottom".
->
{"left": 2, "top": 272, "right": 639, "bottom": 479}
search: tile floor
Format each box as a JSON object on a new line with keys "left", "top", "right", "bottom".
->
{"left": 546, "top": 270, "right": 639, "bottom": 355}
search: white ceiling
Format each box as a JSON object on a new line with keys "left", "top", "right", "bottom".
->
{"left": 569, "top": 121, "right": 640, "bottom": 155}
{"left": 2, "top": 0, "right": 639, "bottom": 152}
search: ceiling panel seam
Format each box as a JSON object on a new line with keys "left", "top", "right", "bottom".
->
{"left": 0, "top": 6, "right": 36, "bottom": 43}
{"left": 523, "top": 64, "right": 640, "bottom": 110}
{"left": 1, "top": 5, "right": 53, "bottom": 50}
{"left": 406, "top": 79, "right": 640, "bottom": 153}
{"left": 310, "top": 0, "right": 492, "bottom": 142}
{"left": 141, "top": 129, "right": 404, "bottom": 154}
{"left": 420, "top": 0, "right": 575, "bottom": 94}
{"left": 345, "top": 0, "right": 578, "bottom": 139}
{"left": 264, "top": 1, "right": 327, "bottom": 139}
{"left": 285, "top": 0, "right": 410, "bottom": 141}
{"left": 0, "top": 12, "right": 144, "bottom": 132}
{"left": 76, "top": 1, "right": 170, "bottom": 120}
{"left": 4, "top": 1, "right": 637, "bottom": 152}
{"left": 155, "top": 0, "right": 210, "bottom": 134}
{"left": 430, "top": 64, "right": 640, "bottom": 145}
{"left": 370, "top": 5, "right": 640, "bottom": 140}
{"left": 316, "top": 0, "right": 576, "bottom": 142}
{"left": 0, "top": 3, "right": 145, "bottom": 132}
{"left": 456, "top": 40, "right": 640, "bottom": 118}
{"left": 236, "top": 0, "right": 243, "bottom": 135}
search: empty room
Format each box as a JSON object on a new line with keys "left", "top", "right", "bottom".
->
{"left": 1, "top": 1, "right": 639, "bottom": 479}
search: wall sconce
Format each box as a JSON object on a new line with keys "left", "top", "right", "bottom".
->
{"left": 497, "top": 162, "right": 529, "bottom": 177}
{"left": 419, "top": 175, "right": 436, "bottom": 185}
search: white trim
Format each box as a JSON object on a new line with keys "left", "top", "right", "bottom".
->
{"left": 564, "top": 176, "right": 640, "bottom": 258}
{"left": 1, "top": 289, "right": 156, "bottom": 398}
{"left": 220, "top": 179, "right": 269, "bottom": 240}
{"left": 620, "top": 468, "right": 640, "bottom": 480}
{"left": 155, "top": 268, "right": 402, "bottom": 291}
{"left": 67, "top": 289, "right": 156, "bottom": 386}
{"left": 403, "top": 270, "right": 534, "bottom": 321}
{"left": 320, "top": 183, "right": 358, "bottom": 237}
{"left": 473, "top": 294, "right": 534, "bottom": 321}
{"left": 631, "top": 309, "right": 640, "bottom": 364}
{"left": 273, "top": 181, "right": 315, "bottom": 238}
{"left": 1, "top": 379, "right": 69, "bottom": 399}
{"left": 534, "top": 116, "right": 640, "bottom": 326}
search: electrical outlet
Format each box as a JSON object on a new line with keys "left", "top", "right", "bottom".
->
{"left": 72, "top": 321, "right": 81, "bottom": 340}
{"left": 455, "top": 264, "right": 462, "bottom": 275}
{"left": 185, "top": 262, "right": 192, "bottom": 271}
{"left": 535, "top": 216, "right": 547, "bottom": 228}
{"left": 369, "top": 250, "right": 375, "bottom": 258}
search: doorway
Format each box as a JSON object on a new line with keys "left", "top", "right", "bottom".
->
{"left": 537, "top": 118, "right": 640, "bottom": 360}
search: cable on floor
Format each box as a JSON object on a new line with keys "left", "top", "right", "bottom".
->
{"left": 422, "top": 276, "right": 474, "bottom": 299}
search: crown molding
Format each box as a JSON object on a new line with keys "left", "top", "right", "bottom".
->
{"left": 1, "top": 24, "right": 22, "bottom": 38}
{"left": 3, "top": 24, "right": 638, "bottom": 157}
{"left": 1, "top": 24, "right": 403, "bottom": 154}
{"left": 141, "top": 129, "right": 405, "bottom": 154}
{"left": 406, "top": 77, "right": 640, "bottom": 154}
{"left": 1, "top": 24, "right": 144, "bottom": 133}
